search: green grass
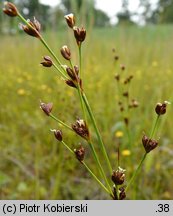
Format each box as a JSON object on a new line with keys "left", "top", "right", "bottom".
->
{"left": 0, "top": 25, "right": 173, "bottom": 199}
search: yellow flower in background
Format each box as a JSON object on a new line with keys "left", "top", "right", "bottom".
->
{"left": 40, "top": 84, "right": 48, "bottom": 90}
{"left": 47, "top": 87, "right": 52, "bottom": 93}
{"left": 17, "top": 88, "right": 26, "bottom": 95}
{"left": 115, "top": 131, "right": 123, "bottom": 138}
{"left": 25, "top": 74, "right": 32, "bottom": 81}
{"left": 17, "top": 77, "right": 23, "bottom": 83}
{"left": 152, "top": 61, "right": 158, "bottom": 67}
{"left": 121, "top": 149, "right": 131, "bottom": 156}
{"left": 163, "top": 191, "right": 171, "bottom": 199}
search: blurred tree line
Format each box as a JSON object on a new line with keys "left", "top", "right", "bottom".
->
{"left": 0, "top": 0, "right": 110, "bottom": 34}
{"left": 118, "top": 0, "right": 173, "bottom": 25}
{"left": 1, "top": 0, "right": 173, "bottom": 34}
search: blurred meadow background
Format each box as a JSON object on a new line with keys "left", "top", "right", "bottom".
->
{"left": 0, "top": 0, "right": 173, "bottom": 199}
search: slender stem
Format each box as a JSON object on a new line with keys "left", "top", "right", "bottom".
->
{"left": 126, "top": 125, "right": 132, "bottom": 147}
{"left": 125, "top": 153, "right": 147, "bottom": 192}
{"left": 53, "top": 63, "right": 69, "bottom": 79}
{"left": 61, "top": 141, "right": 111, "bottom": 196}
{"left": 40, "top": 36, "right": 61, "bottom": 65}
{"left": 150, "top": 115, "right": 160, "bottom": 139}
{"left": 79, "top": 44, "right": 82, "bottom": 79}
{"left": 51, "top": 144, "right": 63, "bottom": 199}
{"left": 117, "top": 141, "right": 120, "bottom": 167}
{"left": 35, "top": 143, "right": 40, "bottom": 199}
{"left": 69, "top": 60, "right": 86, "bottom": 121}
{"left": 18, "top": 13, "right": 31, "bottom": 27}
{"left": 18, "top": 13, "right": 66, "bottom": 75}
{"left": 82, "top": 93, "right": 113, "bottom": 174}
{"left": 69, "top": 57, "right": 111, "bottom": 193}
{"left": 88, "top": 141, "right": 113, "bottom": 195}
{"left": 117, "top": 81, "right": 132, "bottom": 146}
{"left": 49, "top": 113, "right": 73, "bottom": 131}
{"left": 62, "top": 141, "right": 74, "bottom": 153}
{"left": 82, "top": 161, "right": 110, "bottom": 195}
{"left": 126, "top": 114, "right": 161, "bottom": 192}
{"left": 77, "top": 88, "right": 87, "bottom": 121}
{"left": 115, "top": 185, "right": 120, "bottom": 200}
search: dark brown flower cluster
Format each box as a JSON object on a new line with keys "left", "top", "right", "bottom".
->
{"left": 74, "top": 145, "right": 85, "bottom": 162}
{"left": 40, "top": 102, "right": 53, "bottom": 116}
{"left": 3, "top": 2, "right": 18, "bottom": 17}
{"left": 155, "top": 102, "right": 167, "bottom": 115}
{"left": 21, "top": 17, "right": 41, "bottom": 38}
{"left": 113, "top": 186, "right": 126, "bottom": 200}
{"left": 65, "top": 66, "right": 82, "bottom": 89}
{"left": 60, "top": 46, "right": 71, "bottom": 61}
{"left": 142, "top": 134, "right": 158, "bottom": 153}
{"left": 124, "top": 75, "right": 133, "bottom": 84}
{"left": 72, "top": 119, "right": 90, "bottom": 140}
{"left": 52, "top": 129, "right": 63, "bottom": 142}
{"left": 41, "top": 56, "right": 53, "bottom": 67}
{"left": 64, "top": 13, "right": 86, "bottom": 46}
{"left": 112, "top": 167, "right": 125, "bottom": 185}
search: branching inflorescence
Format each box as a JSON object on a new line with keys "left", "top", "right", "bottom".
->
{"left": 3, "top": 2, "right": 169, "bottom": 199}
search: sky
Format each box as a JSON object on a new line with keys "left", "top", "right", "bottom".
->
{"left": 40, "top": 0, "right": 158, "bottom": 24}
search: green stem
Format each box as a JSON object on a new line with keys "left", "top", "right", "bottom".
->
{"left": 82, "top": 93, "right": 113, "bottom": 174}
{"left": 53, "top": 63, "right": 69, "bottom": 79}
{"left": 126, "top": 125, "right": 132, "bottom": 147}
{"left": 62, "top": 141, "right": 74, "bottom": 153}
{"left": 88, "top": 141, "right": 113, "bottom": 195}
{"left": 61, "top": 141, "right": 111, "bottom": 196}
{"left": 79, "top": 44, "right": 82, "bottom": 79}
{"left": 51, "top": 144, "right": 63, "bottom": 199}
{"left": 18, "top": 13, "right": 66, "bottom": 75}
{"left": 49, "top": 113, "right": 73, "bottom": 131}
{"left": 126, "top": 114, "right": 161, "bottom": 192}
{"left": 125, "top": 153, "right": 147, "bottom": 192}
{"left": 39, "top": 36, "right": 66, "bottom": 75}
{"left": 69, "top": 60, "right": 86, "bottom": 121}
{"left": 35, "top": 143, "right": 40, "bottom": 199}
{"left": 115, "top": 185, "right": 120, "bottom": 200}
{"left": 150, "top": 115, "right": 160, "bottom": 139}
{"left": 82, "top": 161, "right": 110, "bottom": 195}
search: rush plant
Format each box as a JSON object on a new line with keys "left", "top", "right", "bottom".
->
{"left": 2, "top": 1, "right": 170, "bottom": 199}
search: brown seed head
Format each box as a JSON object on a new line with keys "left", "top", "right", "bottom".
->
{"left": 52, "top": 129, "right": 63, "bottom": 142}
{"left": 64, "top": 13, "right": 75, "bottom": 28}
{"left": 119, "top": 187, "right": 126, "bottom": 200}
{"left": 40, "top": 56, "right": 53, "bottom": 67}
{"left": 112, "top": 167, "right": 125, "bottom": 185}
{"left": 65, "top": 79, "right": 77, "bottom": 88}
{"left": 66, "top": 67, "right": 76, "bottom": 80}
{"left": 74, "top": 65, "right": 79, "bottom": 75}
{"left": 74, "top": 145, "right": 85, "bottom": 162}
{"left": 72, "top": 119, "right": 90, "bottom": 140}
{"left": 21, "top": 17, "right": 41, "bottom": 38}
{"left": 113, "top": 186, "right": 126, "bottom": 200}
{"left": 132, "top": 99, "right": 139, "bottom": 108}
{"left": 40, "top": 102, "right": 53, "bottom": 116}
{"left": 73, "top": 26, "right": 86, "bottom": 45}
{"left": 114, "top": 55, "right": 119, "bottom": 61}
{"left": 60, "top": 45, "right": 71, "bottom": 60}
{"left": 155, "top": 102, "right": 167, "bottom": 115}
{"left": 142, "top": 134, "right": 158, "bottom": 153}
{"left": 124, "top": 117, "right": 129, "bottom": 126}
{"left": 115, "top": 74, "right": 120, "bottom": 81}
{"left": 120, "top": 64, "right": 126, "bottom": 71}
{"left": 3, "top": 2, "right": 18, "bottom": 17}
{"left": 120, "top": 106, "right": 124, "bottom": 112}
{"left": 123, "top": 91, "right": 129, "bottom": 97}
